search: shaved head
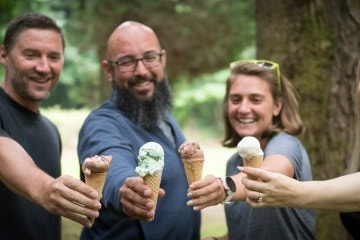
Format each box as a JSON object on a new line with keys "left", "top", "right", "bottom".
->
{"left": 106, "top": 21, "right": 161, "bottom": 59}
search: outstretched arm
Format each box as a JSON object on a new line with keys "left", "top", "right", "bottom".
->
{"left": 187, "top": 153, "right": 294, "bottom": 210}
{"left": 0, "top": 137, "right": 101, "bottom": 227}
{"left": 241, "top": 166, "right": 360, "bottom": 212}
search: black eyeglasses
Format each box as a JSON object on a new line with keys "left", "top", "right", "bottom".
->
{"left": 109, "top": 52, "right": 163, "bottom": 72}
{"left": 230, "top": 59, "right": 281, "bottom": 91}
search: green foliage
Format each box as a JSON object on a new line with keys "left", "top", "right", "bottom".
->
{"left": 75, "top": 0, "right": 255, "bottom": 77}
{"left": 173, "top": 69, "right": 229, "bottom": 137}
{"left": 43, "top": 46, "right": 101, "bottom": 109}
{"left": 172, "top": 45, "right": 255, "bottom": 137}
{"left": 0, "top": 0, "right": 255, "bottom": 110}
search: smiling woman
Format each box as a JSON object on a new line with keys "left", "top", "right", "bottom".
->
{"left": 187, "top": 60, "right": 315, "bottom": 240}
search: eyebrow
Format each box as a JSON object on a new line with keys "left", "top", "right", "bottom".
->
{"left": 118, "top": 50, "right": 160, "bottom": 59}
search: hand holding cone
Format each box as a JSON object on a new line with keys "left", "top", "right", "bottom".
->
{"left": 135, "top": 142, "right": 165, "bottom": 221}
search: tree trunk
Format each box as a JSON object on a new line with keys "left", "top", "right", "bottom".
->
{"left": 256, "top": 0, "right": 360, "bottom": 239}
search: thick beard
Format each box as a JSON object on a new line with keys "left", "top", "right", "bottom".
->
{"left": 112, "top": 76, "right": 173, "bottom": 129}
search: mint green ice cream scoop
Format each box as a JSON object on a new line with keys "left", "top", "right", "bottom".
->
{"left": 135, "top": 142, "right": 165, "bottom": 177}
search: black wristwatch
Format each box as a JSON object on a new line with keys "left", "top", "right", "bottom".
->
{"left": 219, "top": 176, "right": 236, "bottom": 204}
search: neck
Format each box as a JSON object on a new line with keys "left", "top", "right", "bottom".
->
{"left": 1, "top": 84, "right": 40, "bottom": 113}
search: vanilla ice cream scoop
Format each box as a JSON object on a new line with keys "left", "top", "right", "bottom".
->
{"left": 237, "top": 136, "right": 263, "bottom": 168}
{"left": 237, "top": 136, "right": 263, "bottom": 158}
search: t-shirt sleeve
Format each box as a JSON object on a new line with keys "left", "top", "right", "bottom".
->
{"left": 0, "top": 129, "right": 9, "bottom": 137}
{"left": 264, "top": 133, "right": 310, "bottom": 180}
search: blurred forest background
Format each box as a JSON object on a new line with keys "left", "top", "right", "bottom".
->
{"left": 1, "top": 0, "right": 360, "bottom": 239}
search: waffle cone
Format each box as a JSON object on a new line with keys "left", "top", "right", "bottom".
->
{"left": 85, "top": 172, "right": 107, "bottom": 224}
{"left": 243, "top": 155, "right": 263, "bottom": 168}
{"left": 182, "top": 158, "right": 204, "bottom": 186}
{"left": 143, "top": 171, "right": 162, "bottom": 221}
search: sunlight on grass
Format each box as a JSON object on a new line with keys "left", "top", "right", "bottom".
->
{"left": 43, "top": 108, "right": 233, "bottom": 240}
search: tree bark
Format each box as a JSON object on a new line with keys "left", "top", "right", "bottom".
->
{"left": 256, "top": 0, "right": 360, "bottom": 239}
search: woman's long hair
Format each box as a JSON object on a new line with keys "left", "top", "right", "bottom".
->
{"left": 222, "top": 62, "right": 304, "bottom": 148}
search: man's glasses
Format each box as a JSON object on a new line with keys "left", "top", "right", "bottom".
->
{"left": 230, "top": 59, "right": 281, "bottom": 91}
{"left": 109, "top": 52, "right": 163, "bottom": 72}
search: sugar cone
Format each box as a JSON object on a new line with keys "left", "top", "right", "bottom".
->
{"left": 243, "top": 155, "right": 263, "bottom": 168}
{"left": 143, "top": 171, "right": 162, "bottom": 221}
{"left": 85, "top": 172, "right": 107, "bottom": 224}
{"left": 182, "top": 158, "right": 204, "bottom": 186}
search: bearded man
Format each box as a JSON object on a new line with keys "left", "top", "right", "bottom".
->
{"left": 77, "top": 21, "right": 200, "bottom": 240}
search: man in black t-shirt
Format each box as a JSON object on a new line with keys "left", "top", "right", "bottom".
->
{"left": 0, "top": 13, "right": 101, "bottom": 240}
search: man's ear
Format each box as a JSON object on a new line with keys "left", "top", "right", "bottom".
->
{"left": 0, "top": 45, "right": 8, "bottom": 65}
{"left": 160, "top": 49, "right": 167, "bottom": 68}
{"left": 102, "top": 60, "right": 113, "bottom": 82}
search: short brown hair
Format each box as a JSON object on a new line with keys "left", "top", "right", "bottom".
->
{"left": 3, "top": 12, "right": 65, "bottom": 53}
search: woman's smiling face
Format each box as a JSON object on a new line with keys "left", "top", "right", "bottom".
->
{"left": 227, "top": 74, "right": 282, "bottom": 139}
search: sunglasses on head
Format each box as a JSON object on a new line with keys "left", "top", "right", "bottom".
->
{"left": 230, "top": 59, "right": 281, "bottom": 91}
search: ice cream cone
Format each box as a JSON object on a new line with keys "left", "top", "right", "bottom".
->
{"left": 85, "top": 172, "right": 107, "bottom": 224}
{"left": 178, "top": 140, "right": 204, "bottom": 187}
{"left": 85, "top": 172, "right": 107, "bottom": 200}
{"left": 143, "top": 171, "right": 162, "bottom": 221}
{"left": 243, "top": 155, "right": 263, "bottom": 168}
{"left": 135, "top": 142, "right": 165, "bottom": 221}
{"left": 182, "top": 158, "right": 204, "bottom": 186}
{"left": 81, "top": 155, "right": 112, "bottom": 225}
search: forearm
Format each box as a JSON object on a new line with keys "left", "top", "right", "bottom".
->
{"left": 299, "top": 173, "right": 360, "bottom": 212}
{"left": 229, "top": 173, "right": 247, "bottom": 201}
{"left": 0, "top": 137, "right": 53, "bottom": 205}
{"left": 231, "top": 155, "right": 294, "bottom": 202}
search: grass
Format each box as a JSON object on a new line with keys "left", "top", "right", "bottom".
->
{"left": 42, "top": 108, "right": 232, "bottom": 240}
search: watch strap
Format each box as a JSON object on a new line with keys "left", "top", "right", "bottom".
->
{"left": 219, "top": 177, "right": 235, "bottom": 204}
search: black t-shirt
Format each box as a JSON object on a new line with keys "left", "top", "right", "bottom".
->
{"left": 0, "top": 87, "right": 61, "bottom": 240}
{"left": 340, "top": 211, "right": 360, "bottom": 239}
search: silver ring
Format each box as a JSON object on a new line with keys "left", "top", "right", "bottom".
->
{"left": 257, "top": 192, "right": 263, "bottom": 203}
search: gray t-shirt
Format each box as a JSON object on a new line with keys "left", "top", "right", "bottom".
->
{"left": 225, "top": 133, "right": 315, "bottom": 240}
